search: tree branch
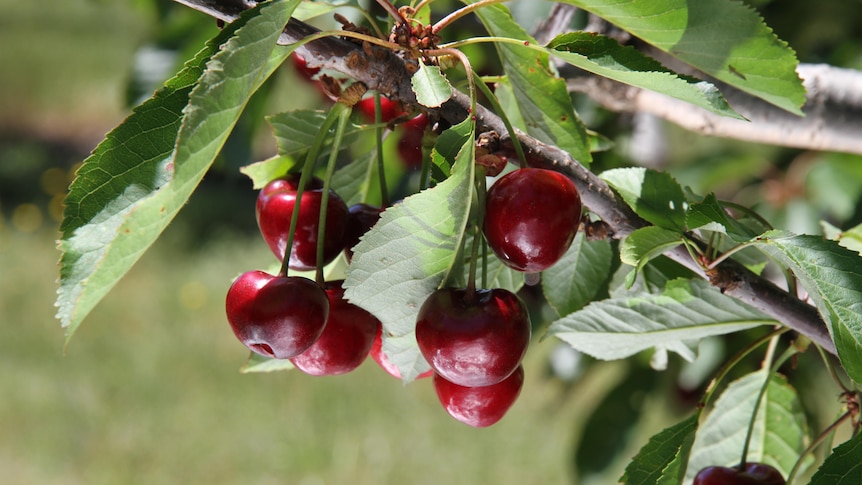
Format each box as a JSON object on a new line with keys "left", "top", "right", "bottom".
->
{"left": 565, "top": 63, "right": 862, "bottom": 155}
{"left": 170, "top": 0, "right": 837, "bottom": 355}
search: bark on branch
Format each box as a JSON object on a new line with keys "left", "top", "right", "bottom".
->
{"left": 171, "top": 0, "right": 837, "bottom": 355}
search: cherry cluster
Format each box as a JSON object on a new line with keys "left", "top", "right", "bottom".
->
{"left": 412, "top": 166, "right": 583, "bottom": 427}
{"left": 226, "top": 173, "right": 385, "bottom": 375}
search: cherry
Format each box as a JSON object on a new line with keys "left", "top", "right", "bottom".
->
{"left": 693, "top": 463, "right": 786, "bottom": 485}
{"left": 289, "top": 281, "right": 379, "bottom": 376}
{"left": 434, "top": 365, "right": 524, "bottom": 427}
{"left": 225, "top": 271, "right": 329, "bottom": 359}
{"left": 415, "top": 287, "right": 531, "bottom": 387}
{"left": 356, "top": 96, "right": 404, "bottom": 124}
{"left": 256, "top": 174, "right": 349, "bottom": 271}
{"left": 397, "top": 114, "right": 428, "bottom": 169}
{"left": 369, "top": 325, "right": 433, "bottom": 380}
{"left": 483, "top": 168, "right": 582, "bottom": 272}
{"left": 343, "top": 203, "right": 384, "bottom": 262}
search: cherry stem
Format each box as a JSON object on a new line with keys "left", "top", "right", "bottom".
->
{"left": 278, "top": 103, "right": 346, "bottom": 277}
{"left": 412, "top": 0, "right": 435, "bottom": 15}
{"left": 739, "top": 342, "right": 800, "bottom": 470}
{"left": 474, "top": 76, "right": 527, "bottom": 168}
{"left": 466, "top": 223, "right": 481, "bottom": 302}
{"left": 786, "top": 410, "right": 854, "bottom": 484}
{"left": 315, "top": 104, "right": 351, "bottom": 285}
{"left": 431, "top": 0, "right": 508, "bottom": 34}
{"left": 424, "top": 48, "right": 476, "bottom": 116}
{"left": 374, "top": 0, "right": 408, "bottom": 25}
{"left": 476, "top": 172, "right": 489, "bottom": 289}
{"left": 373, "top": 93, "right": 390, "bottom": 207}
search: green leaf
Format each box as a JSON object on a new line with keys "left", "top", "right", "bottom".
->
{"left": 822, "top": 221, "right": 862, "bottom": 255}
{"left": 542, "top": 232, "right": 613, "bottom": 317}
{"left": 547, "top": 32, "right": 742, "bottom": 119}
{"left": 267, "top": 109, "right": 371, "bottom": 157}
{"left": 601, "top": 167, "right": 687, "bottom": 231}
{"left": 620, "top": 226, "right": 684, "bottom": 288}
{"left": 239, "top": 154, "right": 294, "bottom": 189}
{"left": 329, "top": 151, "right": 378, "bottom": 207}
{"left": 546, "top": 279, "right": 774, "bottom": 369}
{"left": 343, "top": 119, "right": 476, "bottom": 382}
{"left": 56, "top": 0, "right": 298, "bottom": 340}
{"left": 240, "top": 353, "right": 295, "bottom": 373}
{"left": 686, "top": 193, "right": 762, "bottom": 242}
{"left": 411, "top": 59, "right": 452, "bottom": 108}
{"left": 556, "top": 0, "right": 805, "bottom": 115}
{"left": 809, "top": 432, "right": 862, "bottom": 485}
{"left": 752, "top": 231, "right": 862, "bottom": 384}
{"left": 621, "top": 415, "right": 697, "bottom": 485}
{"left": 684, "top": 370, "right": 809, "bottom": 482}
{"left": 473, "top": 2, "right": 592, "bottom": 166}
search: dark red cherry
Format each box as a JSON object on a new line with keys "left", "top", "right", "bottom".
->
{"left": 483, "top": 168, "right": 582, "bottom": 272}
{"left": 434, "top": 365, "right": 524, "bottom": 427}
{"left": 693, "top": 463, "right": 786, "bottom": 485}
{"left": 416, "top": 287, "right": 530, "bottom": 387}
{"left": 289, "top": 281, "right": 379, "bottom": 376}
{"left": 256, "top": 174, "right": 349, "bottom": 271}
{"left": 369, "top": 325, "right": 433, "bottom": 380}
{"left": 225, "top": 271, "right": 329, "bottom": 359}
{"left": 356, "top": 96, "right": 404, "bottom": 124}
{"left": 397, "top": 114, "right": 428, "bottom": 169}
{"left": 343, "top": 203, "right": 384, "bottom": 262}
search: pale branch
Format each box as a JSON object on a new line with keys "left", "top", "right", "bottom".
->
{"left": 169, "top": 0, "right": 836, "bottom": 355}
{"left": 565, "top": 63, "right": 862, "bottom": 155}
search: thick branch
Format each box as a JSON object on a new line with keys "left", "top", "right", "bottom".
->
{"left": 170, "top": 0, "right": 836, "bottom": 355}
{"left": 566, "top": 63, "right": 862, "bottom": 155}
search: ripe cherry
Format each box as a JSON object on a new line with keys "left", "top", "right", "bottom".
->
{"left": 693, "top": 463, "right": 786, "bottom": 485}
{"left": 343, "top": 203, "right": 383, "bottom": 262}
{"left": 289, "top": 281, "right": 379, "bottom": 376}
{"left": 397, "top": 114, "right": 428, "bottom": 169}
{"left": 369, "top": 325, "right": 433, "bottom": 380}
{"left": 483, "top": 168, "right": 582, "bottom": 272}
{"left": 225, "top": 271, "right": 329, "bottom": 359}
{"left": 256, "top": 174, "right": 349, "bottom": 271}
{"left": 416, "top": 287, "right": 530, "bottom": 387}
{"left": 356, "top": 96, "right": 404, "bottom": 124}
{"left": 434, "top": 365, "right": 524, "bottom": 427}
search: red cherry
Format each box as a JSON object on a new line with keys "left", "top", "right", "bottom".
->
{"left": 483, "top": 168, "right": 582, "bottom": 272}
{"left": 291, "top": 53, "right": 320, "bottom": 81}
{"left": 434, "top": 365, "right": 524, "bottom": 427}
{"left": 343, "top": 203, "right": 383, "bottom": 262}
{"left": 356, "top": 96, "right": 404, "bottom": 124}
{"left": 289, "top": 281, "right": 379, "bottom": 376}
{"left": 256, "top": 174, "right": 349, "bottom": 271}
{"left": 369, "top": 325, "right": 433, "bottom": 379}
{"left": 397, "top": 114, "right": 428, "bottom": 169}
{"left": 693, "top": 463, "right": 786, "bottom": 485}
{"left": 225, "top": 271, "right": 329, "bottom": 359}
{"left": 416, "top": 287, "right": 531, "bottom": 387}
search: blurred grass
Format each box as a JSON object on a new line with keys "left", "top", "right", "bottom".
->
{"left": 0, "top": 222, "right": 597, "bottom": 484}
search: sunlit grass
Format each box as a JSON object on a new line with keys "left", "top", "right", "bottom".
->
{"left": 0, "top": 224, "right": 597, "bottom": 484}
